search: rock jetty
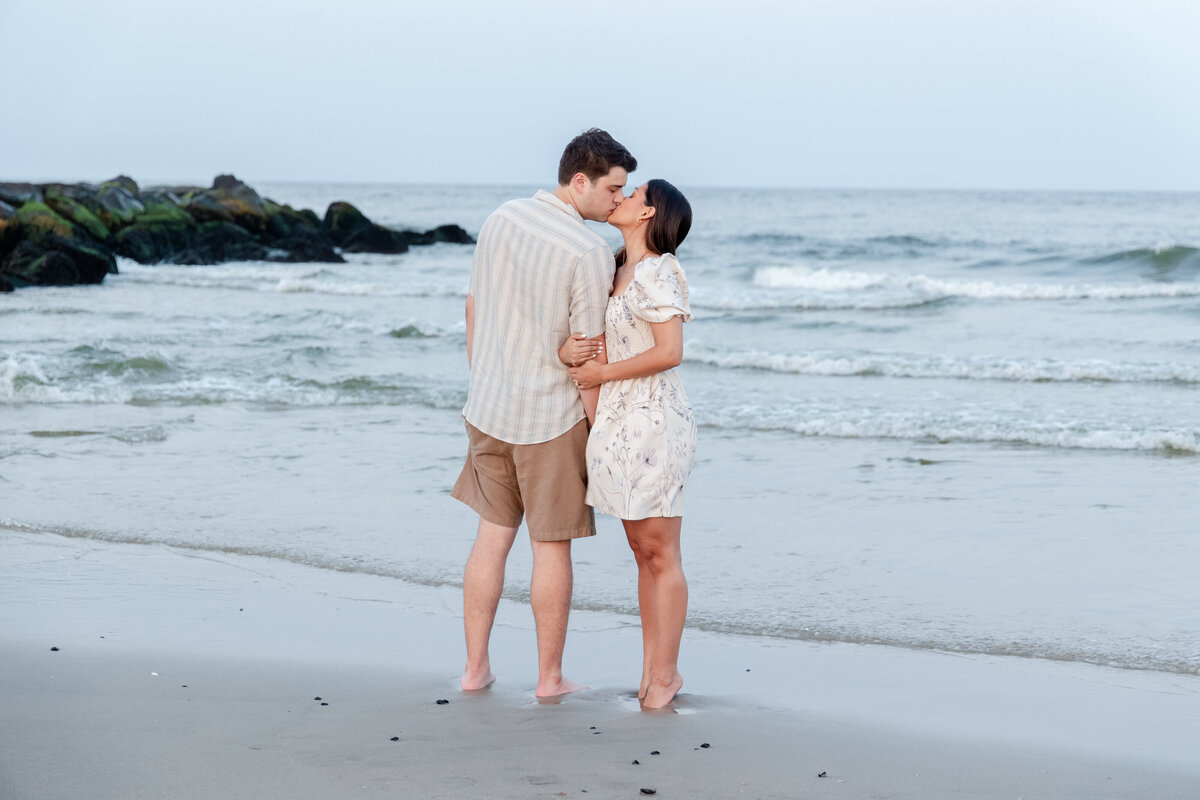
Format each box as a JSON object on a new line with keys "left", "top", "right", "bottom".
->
{"left": 0, "top": 175, "right": 474, "bottom": 292}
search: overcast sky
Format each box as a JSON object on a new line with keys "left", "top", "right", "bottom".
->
{"left": 3, "top": 0, "right": 1198, "bottom": 191}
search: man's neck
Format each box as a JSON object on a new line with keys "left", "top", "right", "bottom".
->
{"left": 551, "top": 186, "right": 579, "bottom": 213}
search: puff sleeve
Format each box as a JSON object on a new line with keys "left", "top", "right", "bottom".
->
{"left": 629, "top": 253, "right": 693, "bottom": 323}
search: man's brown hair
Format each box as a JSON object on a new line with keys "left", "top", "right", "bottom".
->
{"left": 557, "top": 128, "right": 637, "bottom": 186}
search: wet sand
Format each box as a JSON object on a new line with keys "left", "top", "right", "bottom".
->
{"left": 1, "top": 531, "right": 1197, "bottom": 799}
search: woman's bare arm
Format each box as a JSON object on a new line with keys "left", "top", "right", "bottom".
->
{"left": 569, "top": 318, "right": 682, "bottom": 390}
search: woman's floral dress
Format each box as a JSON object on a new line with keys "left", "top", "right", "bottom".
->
{"left": 586, "top": 253, "right": 696, "bottom": 519}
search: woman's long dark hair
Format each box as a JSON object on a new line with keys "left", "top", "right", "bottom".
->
{"left": 643, "top": 179, "right": 692, "bottom": 256}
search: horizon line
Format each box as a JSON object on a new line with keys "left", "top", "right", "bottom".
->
{"left": 4, "top": 175, "right": 1199, "bottom": 196}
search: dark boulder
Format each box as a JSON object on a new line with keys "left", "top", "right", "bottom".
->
{"left": 0, "top": 183, "right": 42, "bottom": 206}
{"left": 0, "top": 234, "right": 114, "bottom": 285}
{"left": 0, "top": 218, "right": 18, "bottom": 259}
{"left": 264, "top": 199, "right": 319, "bottom": 240}
{"left": 265, "top": 226, "right": 344, "bottom": 263}
{"left": 187, "top": 174, "right": 268, "bottom": 234}
{"left": 344, "top": 224, "right": 410, "bottom": 254}
{"left": 0, "top": 199, "right": 16, "bottom": 220}
{"left": 44, "top": 186, "right": 114, "bottom": 244}
{"left": 323, "top": 201, "right": 409, "bottom": 254}
{"left": 95, "top": 182, "right": 145, "bottom": 228}
{"left": 427, "top": 224, "right": 474, "bottom": 244}
{"left": 105, "top": 175, "right": 140, "bottom": 195}
{"left": 139, "top": 190, "right": 192, "bottom": 218}
{"left": 0, "top": 274, "right": 13, "bottom": 292}
{"left": 3, "top": 204, "right": 117, "bottom": 283}
{"left": 179, "top": 221, "right": 269, "bottom": 264}
{"left": 323, "top": 201, "right": 372, "bottom": 244}
{"left": 262, "top": 200, "right": 342, "bottom": 262}
{"left": 1, "top": 241, "right": 81, "bottom": 286}
{"left": 12, "top": 202, "right": 79, "bottom": 241}
{"left": 114, "top": 191, "right": 199, "bottom": 264}
{"left": 115, "top": 217, "right": 195, "bottom": 264}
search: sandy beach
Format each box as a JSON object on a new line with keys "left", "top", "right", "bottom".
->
{"left": 2, "top": 529, "right": 1197, "bottom": 799}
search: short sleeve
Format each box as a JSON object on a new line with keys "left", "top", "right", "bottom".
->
{"left": 629, "top": 253, "right": 692, "bottom": 323}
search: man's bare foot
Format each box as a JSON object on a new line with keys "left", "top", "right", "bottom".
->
{"left": 535, "top": 676, "right": 588, "bottom": 698}
{"left": 641, "top": 673, "right": 683, "bottom": 710}
{"left": 461, "top": 668, "right": 496, "bottom": 691}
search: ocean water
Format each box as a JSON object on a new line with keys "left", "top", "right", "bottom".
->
{"left": 2, "top": 183, "right": 1198, "bottom": 676}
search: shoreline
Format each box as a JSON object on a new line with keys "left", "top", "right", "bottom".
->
{"left": 2, "top": 530, "right": 1198, "bottom": 799}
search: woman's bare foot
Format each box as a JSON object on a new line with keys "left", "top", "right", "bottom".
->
{"left": 641, "top": 673, "right": 683, "bottom": 710}
{"left": 638, "top": 673, "right": 649, "bottom": 701}
{"left": 535, "top": 676, "right": 588, "bottom": 698}
{"left": 460, "top": 668, "right": 496, "bottom": 691}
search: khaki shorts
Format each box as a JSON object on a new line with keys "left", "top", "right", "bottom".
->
{"left": 451, "top": 419, "right": 595, "bottom": 542}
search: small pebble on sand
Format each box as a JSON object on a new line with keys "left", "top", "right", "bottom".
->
{"left": 436, "top": 699, "right": 450, "bottom": 705}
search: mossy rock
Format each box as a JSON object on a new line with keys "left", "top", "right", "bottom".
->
{"left": 0, "top": 218, "right": 18, "bottom": 260}
{"left": 266, "top": 226, "right": 344, "bottom": 263}
{"left": 427, "top": 224, "right": 474, "bottom": 244}
{"left": 96, "top": 183, "right": 145, "bottom": 228}
{"left": 322, "top": 201, "right": 372, "bottom": 245}
{"left": 263, "top": 200, "right": 320, "bottom": 241}
{"left": 101, "top": 176, "right": 140, "bottom": 195}
{"left": 186, "top": 175, "right": 268, "bottom": 234}
{"left": 1, "top": 243, "right": 81, "bottom": 286}
{"left": 185, "top": 192, "right": 235, "bottom": 225}
{"left": 187, "top": 188, "right": 267, "bottom": 233}
{"left": 0, "top": 183, "right": 42, "bottom": 206}
{"left": 115, "top": 214, "right": 196, "bottom": 264}
{"left": 1, "top": 207, "right": 116, "bottom": 284}
{"left": 345, "top": 224, "right": 410, "bottom": 254}
{"left": 185, "top": 220, "right": 269, "bottom": 263}
{"left": 14, "top": 203, "right": 80, "bottom": 242}
{"left": 44, "top": 188, "right": 114, "bottom": 244}
{"left": 135, "top": 192, "right": 196, "bottom": 227}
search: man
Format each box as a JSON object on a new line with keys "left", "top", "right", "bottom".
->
{"left": 451, "top": 128, "right": 636, "bottom": 696}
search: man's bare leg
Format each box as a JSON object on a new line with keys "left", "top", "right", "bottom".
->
{"left": 530, "top": 537, "right": 586, "bottom": 697}
{"left": 461, "top": 518, "right": 518, "bottom": 690}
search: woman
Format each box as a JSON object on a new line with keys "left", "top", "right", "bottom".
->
{"left": 561, "top": 179, "right": 695, "bottom": 709}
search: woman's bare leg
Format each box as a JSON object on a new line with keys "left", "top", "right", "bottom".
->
{"left": 624, "top": 516, "right": 687, "bottom": 709}
{"left": 625, "top": 525, "right": 656, "bottom": 700}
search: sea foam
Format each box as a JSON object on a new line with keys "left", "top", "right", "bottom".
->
{"left": 750, "top": 265, "right": 1200, "bottom": 303}
{"left": 684, "top": 342, "right": 1200, "bottom": 384}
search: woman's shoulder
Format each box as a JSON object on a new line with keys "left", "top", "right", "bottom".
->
{"left": 634, "top": 252, "right": 685, "bottom": 278}
{"left": 630, "top": 252, "right": 692, "bottom": 322}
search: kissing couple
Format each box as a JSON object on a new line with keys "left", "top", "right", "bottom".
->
{"left": 451, "top": 128, "right": 696, "bottom": 709}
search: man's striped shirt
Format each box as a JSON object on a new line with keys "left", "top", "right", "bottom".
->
{"left": 463, "top": 190, "right": 613, "bottom": 444}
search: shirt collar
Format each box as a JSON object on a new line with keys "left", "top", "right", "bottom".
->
{"left": 533, "top": 189, "right": 584, "bottom": 223}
